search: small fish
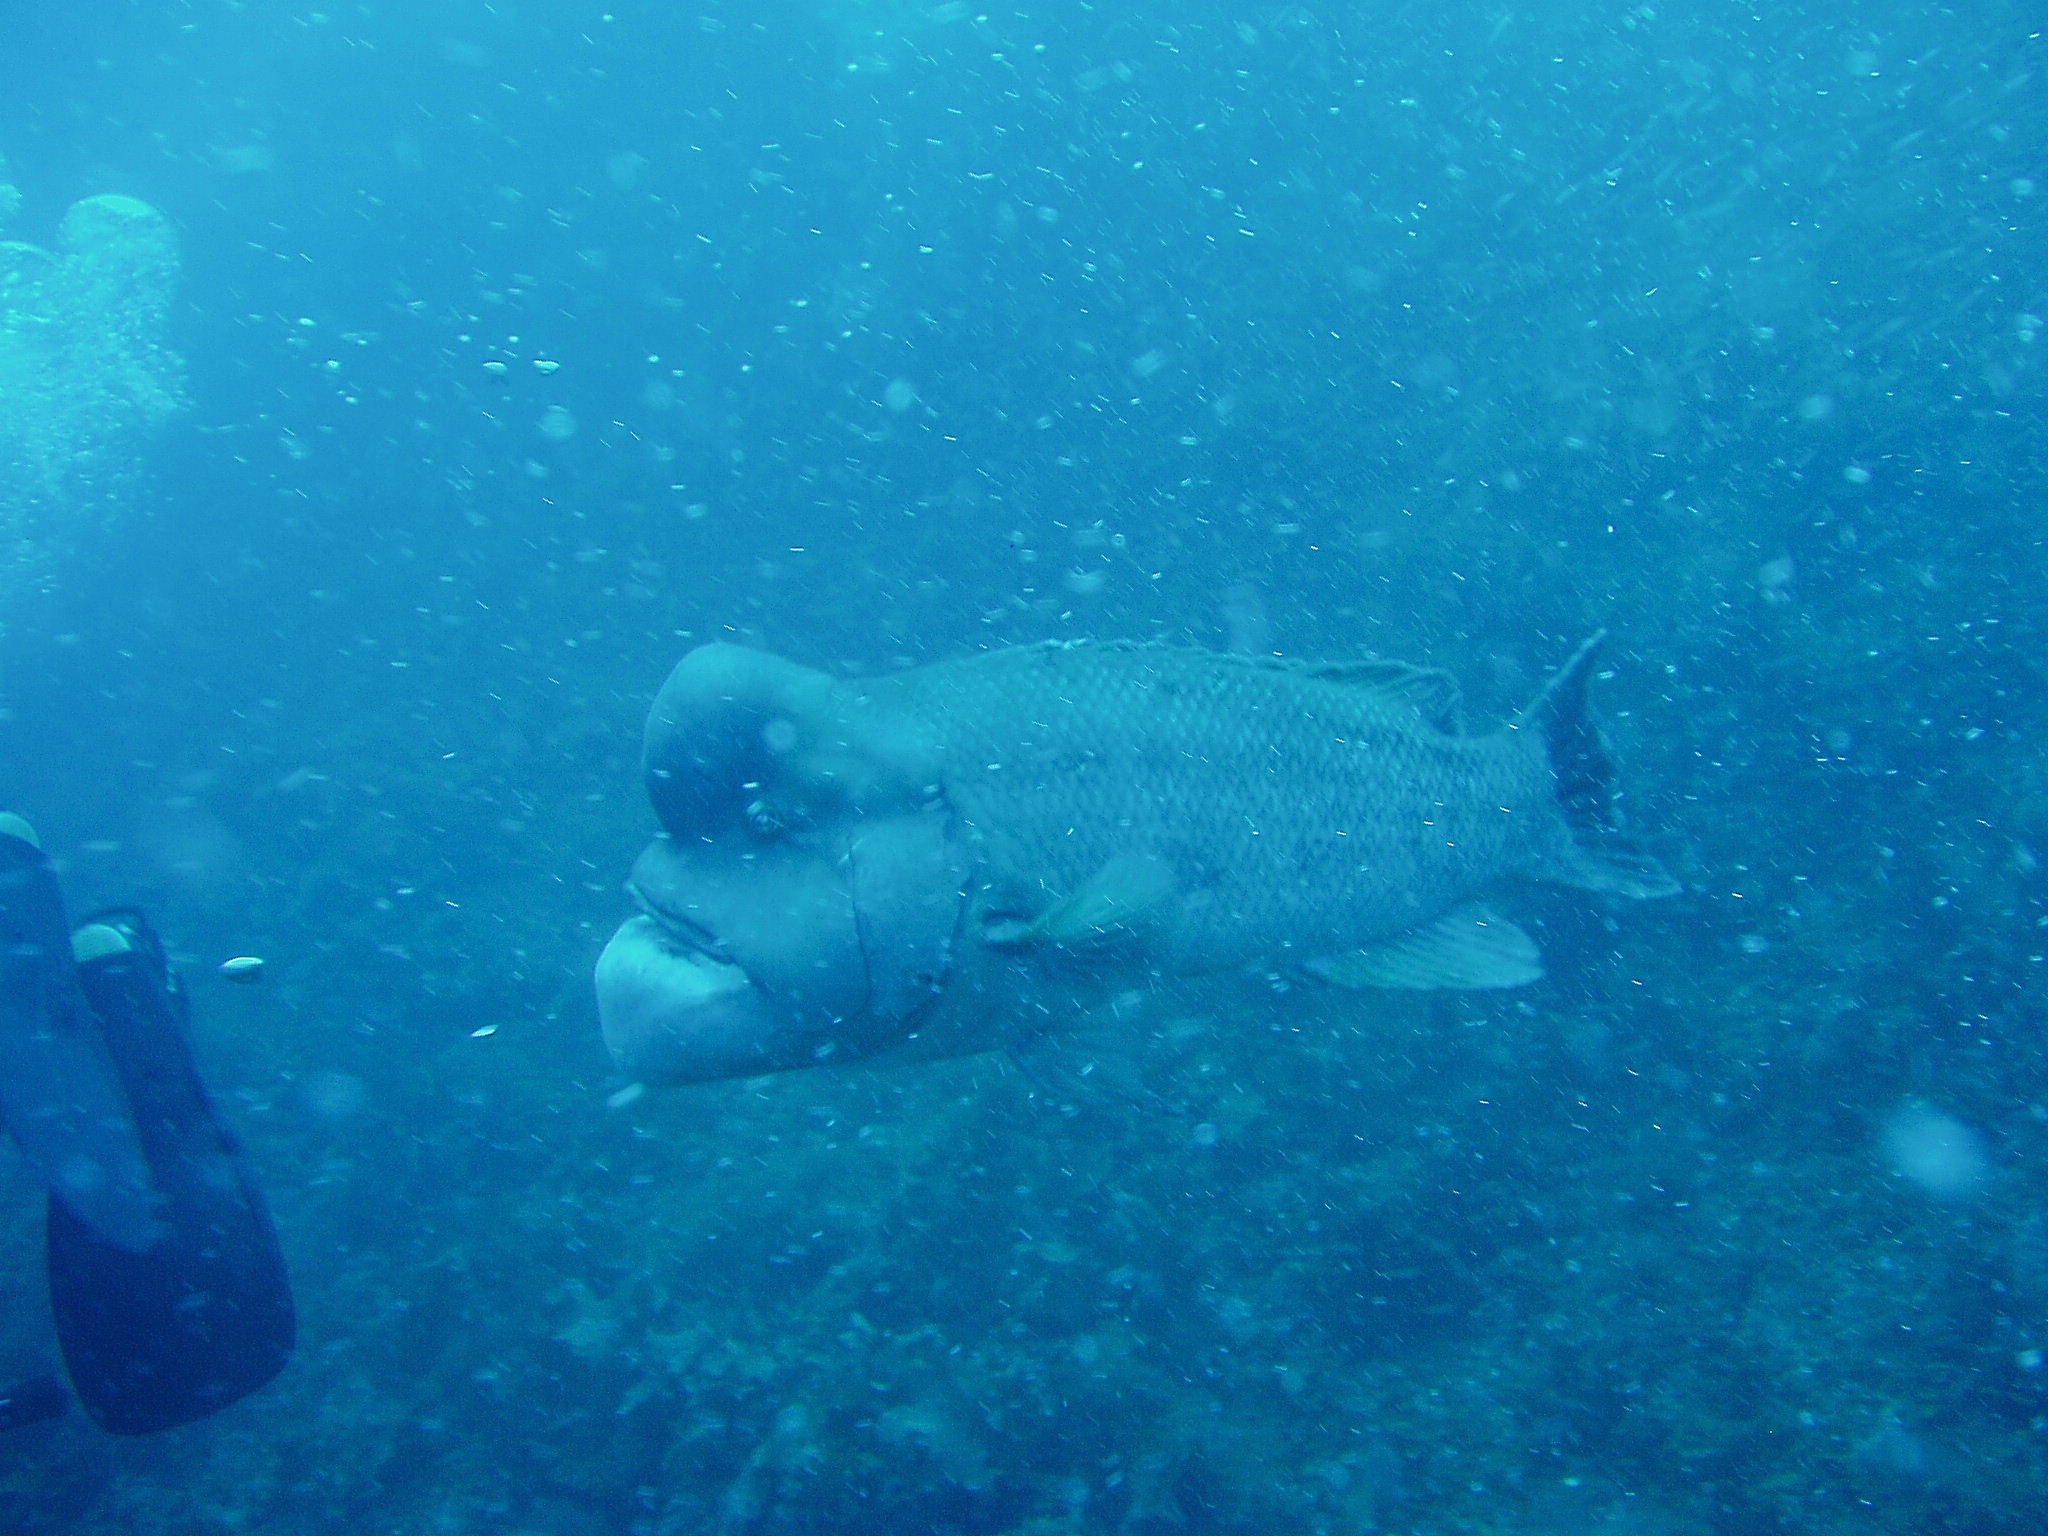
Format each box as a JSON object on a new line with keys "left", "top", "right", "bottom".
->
{"left": 217, "top": 955, "right": 265, "bottom": 984}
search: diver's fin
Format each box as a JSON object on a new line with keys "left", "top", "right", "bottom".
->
{"left": 1521, "top": 633, "right": 1680, "bottom": 900}
{"left": 1309, "top": 904, "right": 1543, "bottom": 990}
{"left": 985, "top": 852, "right": 1177, "bottom": 949}
{"left": 1310, "top": 659, "right": 1464, "bottom": 733}
{"left": 46, "top": 910, "right": 294, "bottom": 1436}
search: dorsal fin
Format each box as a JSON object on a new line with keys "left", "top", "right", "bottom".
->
{"left": 1309, "top": 659, "right": 1464, "bottom": 734}
{"left": 966, "top": 640, "right": 1465, "bottom": 732}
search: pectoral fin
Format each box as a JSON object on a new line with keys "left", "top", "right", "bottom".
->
{"left": 984, "top": 852, "right": 1177, "bottom": 950}
{"left": 1308, "top": 904, "right": 1543, "bottom": 991}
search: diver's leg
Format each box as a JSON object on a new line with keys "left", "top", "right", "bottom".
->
{"left": 0, "top": 816, "right": 146, "bottom": 1434}
{"left": 0, "top": 818, "right": 158, "bottom": 1249}
{"left": 45, "top": 910, "right": 294, "bottom": 1435}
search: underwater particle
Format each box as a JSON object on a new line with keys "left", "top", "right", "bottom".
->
{"left": 217, "top": 955, "right": 265, "bottom": 983}
{"left": 211, "top": 143, "right": 276, "bottom": 175}
{"left": 1221, "top": 580, "right": 1271, "bottom": 655}
{"left": 469, "top": 1023, "right": 499, "bottom": 1038}
{"left": 1881, "top": 1103, "right": 1989, "bottom": 1200}
{"left": 882, "top": 378, "right": 917, "bottom": 413}
{"left": 606, "top": 151, "right": 648, "bottom": 191}
{"left": 1131, "top": 348, "right": 1168, "bottom": 378}
{"left": 532, "top": 358, "right": 560, "bottom": 375}
{"left": 1842, "top": 464, "right": 1872, "bottom": 485}
{"left": 1798, "top": 394, "right": 1834, "bottom": 421}
{"left": 1854, "top": 1417, "right": 1931, "bottom": 1481}
{"left": 482, "top": 360, "right": 508, "bottom": 375}
{"left": 1064, "top": 568, "right": 1106, "bottom": 596}
{"left": 297, "top": 1071, "right": 366, "bottom": 1120}
{"left": 606, "top": 1082, "right": 645, "bottom": 1110}
{"left": 1756, "top": 555, "right": 1795, "bottom": 591}
{"left": 537, "top": 404, "right": 577, "bottom": 441}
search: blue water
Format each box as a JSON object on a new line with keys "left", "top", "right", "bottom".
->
{"left": 0, "top": 1, "right": 2043, "bottom": 1530}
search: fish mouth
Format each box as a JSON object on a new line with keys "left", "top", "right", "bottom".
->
{"left": 598, "top": 817, "right": 967, "bottom": 1084}
{"left": 595, "top": 912, "right": 786, "bottom": 1083}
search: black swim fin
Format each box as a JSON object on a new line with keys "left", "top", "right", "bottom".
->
{"left": 45, "top": 910, "right": 294, "bottom": 1436}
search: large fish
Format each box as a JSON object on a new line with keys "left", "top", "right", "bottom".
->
{"left": 595, "top": 635, "right": 1676, "bottom": 1087}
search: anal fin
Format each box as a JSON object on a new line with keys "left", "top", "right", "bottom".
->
{"left": 1308, "top": 904, "right": 1543, "bottom": 991}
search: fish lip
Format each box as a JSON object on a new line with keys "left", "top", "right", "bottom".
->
{"left": 625, "top": 883, "right": 736, "bottom": 968}
{"left": 597, "top": 914, "right": 767, "bottom": 1081}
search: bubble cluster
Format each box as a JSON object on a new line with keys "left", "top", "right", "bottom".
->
{"left": 0, "top": 152, "right": 187, "bottom": 615}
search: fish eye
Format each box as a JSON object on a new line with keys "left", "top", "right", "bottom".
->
{"left": 744, "top": 797, "right": 784, "bottom": 838}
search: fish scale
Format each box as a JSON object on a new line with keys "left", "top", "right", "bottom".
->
{"left": 855, "top": 642, "right": 1561, "bottom": 970}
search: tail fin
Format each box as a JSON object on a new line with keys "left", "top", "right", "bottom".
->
{"left": 1523, "top": 633, "right": 1680, "bottom": 900}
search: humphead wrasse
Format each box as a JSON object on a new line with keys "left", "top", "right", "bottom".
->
{"left": 596, "top": 635, "right": 1676, "bottom": 1087}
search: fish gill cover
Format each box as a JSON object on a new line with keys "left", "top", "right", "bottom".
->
{"left": 0, "top": 1, "right": 2042, "bottom": 1534}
